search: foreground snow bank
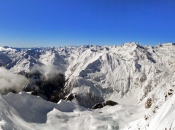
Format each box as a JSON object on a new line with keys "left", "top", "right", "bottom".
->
{"left": 0, "top": 92, "right": 148, "bottom": 130}
{"left": 0, "top": 92, "right": 121, "bottom": 129}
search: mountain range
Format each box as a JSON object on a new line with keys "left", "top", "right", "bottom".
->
{"left": 0, "top": 42, "right": 175, "bottom": 130}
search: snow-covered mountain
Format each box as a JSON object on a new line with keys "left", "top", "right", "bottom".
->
{"left": 0, "top": 42, "right": 175, "bottom": 130}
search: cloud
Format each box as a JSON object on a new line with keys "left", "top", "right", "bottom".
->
{"left": 31, "top": 64, "right": 62, "bottom": 80}
{"left": 0, "top": 67, "right": 29, "bottom": 93}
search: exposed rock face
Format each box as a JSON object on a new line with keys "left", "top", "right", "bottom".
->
{"left": 92, "top": 103, "right": 104, "bottom": 109}
{"left": 92, "top": 100, "right": 118, "bottom": 109}
{"left": 145, "top": 98, "right": 152, "bottom": 109}
{"left": 48, "top": 88, "right": 67, "bottom": 103}
{"left": 65, "top": 93, "right": 74, "bottom": 101}
{"left": 26, "top": 72, "right": 66, "bottom": 102}
{"left": 103, "top": 100, "right": 118, "bottom": 106}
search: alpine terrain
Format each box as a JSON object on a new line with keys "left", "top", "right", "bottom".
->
{"left": 0, "top": 42, "right": 175, "bottom": 130}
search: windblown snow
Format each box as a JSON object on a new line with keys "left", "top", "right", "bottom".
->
{"left": 0, "top": 42, "right": 175, "bottom": 130}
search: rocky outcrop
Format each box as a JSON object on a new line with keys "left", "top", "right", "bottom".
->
{"left": 28, "top": 72, "right": 66, "bottom": 102}
{"left": 65, "top": 93, "right": 74, "bottom": 101}
{"left": 92, "top": 100, "right": 118, "bottom": 109}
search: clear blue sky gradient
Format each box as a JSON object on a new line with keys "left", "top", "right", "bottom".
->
{"left": 0, "top": 0, "right": 175, "bottom": 47}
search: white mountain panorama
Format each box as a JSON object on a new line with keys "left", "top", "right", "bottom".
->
{"left": 0, "top": 42, "right": 175, "bottom": 130}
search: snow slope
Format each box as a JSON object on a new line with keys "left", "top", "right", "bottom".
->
{"left": 0, "top": 91, "right": 148, "bottom": 130}
{"left": 0, "top": 43, "right": 175, "bottom": 129}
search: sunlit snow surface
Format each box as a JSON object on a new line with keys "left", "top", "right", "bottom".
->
{"left": 2, "top": 92, "right": 174, "bottom": 130}
{"left": 1, "top": 43, "right": 175, "bottom": 129}
{"left": 0, "top": 92, "right": 124, "bottom": 130}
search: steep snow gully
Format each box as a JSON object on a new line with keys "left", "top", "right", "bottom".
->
{"left": 0, "top": 42, "right": 175, "bottom": 129}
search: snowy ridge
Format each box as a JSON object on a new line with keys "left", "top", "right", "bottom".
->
{"left": 0, "top": 42, "right": 175, "bottom": 129}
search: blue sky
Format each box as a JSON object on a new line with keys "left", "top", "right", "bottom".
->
{"left": 0, "top": 0, "right": 175, "bottom": 47}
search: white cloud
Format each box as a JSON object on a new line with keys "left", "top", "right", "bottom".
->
{"left": 0, "top": 67, "right": 29, "bottom": 93}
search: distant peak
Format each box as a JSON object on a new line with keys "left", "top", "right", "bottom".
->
{"left": 3, "top": 46, "right": 10, "bottom": 48}
{"left": 122, "top": 42, "right": 144, "bottom": 49}
{"left": 160, "top": 42, "right": 175, "bottom": 46}
{"left": 81, "top": 45, "right": 93, "bottom": 48}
